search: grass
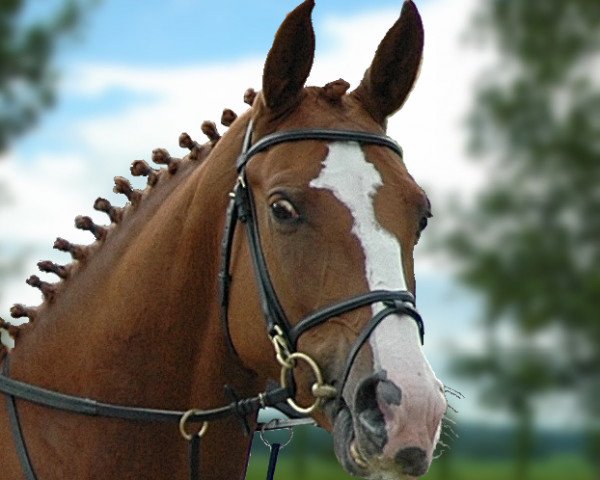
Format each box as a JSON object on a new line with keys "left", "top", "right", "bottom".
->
{"left": 245, "top": 453, "right": 595, "bottom": 480}
{"left": 429, "top": 455, "right": 595, "bottom": 480}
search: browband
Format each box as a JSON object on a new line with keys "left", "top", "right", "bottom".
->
{"left": 237, "top": 127, "right": 403, "bottom": 172}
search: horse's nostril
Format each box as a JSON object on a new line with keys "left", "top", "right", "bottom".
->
{"left": 358, "top": 408, "right": 384, "bottom": 438}
{"left": 376, "top": 379, "right": 402, "bottom": 406}
{"left": 354, "top": 373, "right": 388, "bottom": 453}
{"left": 354, "top": 372, "right": 384, "bottom": 415}
{"left": 395, "top": 447, "right": 428, "bottom": 477}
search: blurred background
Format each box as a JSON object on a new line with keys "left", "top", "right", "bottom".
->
{"left": 0, "top": 0, "right": 598, "bottom": 479}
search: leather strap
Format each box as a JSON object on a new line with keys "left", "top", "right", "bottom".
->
{"left": 237, "top": 128, "right": 403, "bottom": 172}
{"left": 238, "top": 181, "right": 293, "bottom": 340}
{"left": 2, "top": 359, "right": 38, "bottom": 480}
{"left": 189, "top": 436, "right": 201, "bottom": 480}
{"left": 265, "top": 442, "right": 281, "bottom": 480}
{"left": 219, "top": 193, "right": 241, "bottom": 358}
{"left": 1, "top": 124, "right": 422, "bottom": 480}
{"left": 0, "top": 369, "right": 292, "bottom": 424}
{"left": 0, "top": 359, "right": 293, "bottom": 480}
{"left": 289, "top": 290, "right": 419, "bottom": 348}
{"left": 335, "top": 301, "right": 425, "bottom": 409}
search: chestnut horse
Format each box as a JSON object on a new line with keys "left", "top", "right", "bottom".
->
{"left": 0, "top": 1, "right": 446, "bottom": 479}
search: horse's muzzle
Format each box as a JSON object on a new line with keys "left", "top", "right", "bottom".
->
{"left": 331, "top": 370, "right": 445, "bottom": 479}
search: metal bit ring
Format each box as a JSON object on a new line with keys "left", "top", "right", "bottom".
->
{"left": 280, "top": 351, "right": 335, "bottom": 414}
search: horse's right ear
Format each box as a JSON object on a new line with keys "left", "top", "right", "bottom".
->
{"left": 262, "top": 0, "right": 315, "bottom": 113}
{"left": 351, "top": 0, "right": 424, "bottom": 125}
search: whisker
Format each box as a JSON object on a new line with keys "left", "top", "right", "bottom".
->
{"left": 433, "top": 439, "right": 452, "bottom": 460}
{"left": 433, "top": 449, "right": 446, "bottom": 460}
{"left": 442, "top": 415, "right": 457, "bottom": 426}
{"left": 441, "top": 430, "right": 457, "bottom": 440}
{"left": 442, "top": 424, "right": 459, "bottom": 440}
{"left": 444, "top": 385, "right": 465, "bottom": 400}
{"left": 436, "top": 440, "right": 450, "bottom": 449}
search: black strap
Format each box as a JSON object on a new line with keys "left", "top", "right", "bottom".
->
{"left": 237, "top": 182, "right": 293, "bottom": 340}
{"left": 265, "top": 442, "right": 281, "bottom": 480}
{"left": 0, "top": 358, "right": 297, "bottom": 480}
{"left": 189, "top": 435, "right": 201, "bottom": 480}
{"left": 219, "top": 193, "right": 241, "bottom": 358}
{"left": 2, "top": 360, "right": 38, "bottom": 480}
{"left": 289, "top": 290, "right": 417, "bottom": 348}
{"left": 334, "top": 301, "right": 424, "bottom": 409}
{"left": 237, "top": 128, "right": 403, "bottom": 172}
{"left": 0, "top": 370, "right": 292, "bottom": 425}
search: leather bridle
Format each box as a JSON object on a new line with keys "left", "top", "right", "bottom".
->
{"left": 220, "top": 120, "right": 425, "bottom": 414}
{"left": 0, "top": 120, "right": 425, "bottom": 480}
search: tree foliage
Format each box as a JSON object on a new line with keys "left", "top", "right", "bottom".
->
{"left": 449, "top": 0, "right": 600, "bottom": 403}
{"left": 0, "top": 0, "right": 95, "bottom": 152}
{"left": 447, "top": 0, "right": 600, "bottom": 473}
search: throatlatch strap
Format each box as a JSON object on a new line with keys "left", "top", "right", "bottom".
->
{"left": 2, "top": 360, "right": 38, "bottom": 480}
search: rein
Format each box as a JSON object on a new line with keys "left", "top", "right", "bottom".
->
{"left": 0, "top": 121, "right": 425, "bottom": 480}
{"left": 0, "top": 358, "right": 293, "bottom": 480}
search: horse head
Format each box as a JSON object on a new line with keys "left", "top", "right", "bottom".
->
{"left": 226, "top": 1, "right": 446, "bottom": 477}
{"left": 0, "top": 2, "right": 446, "bottom": 479}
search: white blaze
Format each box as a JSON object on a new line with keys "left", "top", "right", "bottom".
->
{"left": 309, "top": 142, "right": 426, "bottom": 381}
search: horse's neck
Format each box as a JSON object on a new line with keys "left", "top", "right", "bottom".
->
{"left": 2, "top": 122, "right": 259, "bottom": 479}
{"left": 9, "top": 119, "right": 255, "bottom": 408}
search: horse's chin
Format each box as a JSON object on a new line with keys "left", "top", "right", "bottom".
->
{"left": 330, "top": 403, "right": 423, "bottom": 480}
{"left": 332, "top": 405, "right": 370, "bottom": 477}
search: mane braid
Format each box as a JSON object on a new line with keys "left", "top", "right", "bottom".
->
{"left": 25, "top": 275, "right": 57, "bottom": 302}
{"left": 322, "top": 79, "right": 351, "bottom": 102}
{"left": 221, "top": 109, "right": 238, "bottom": 127}
{"left": 37, "top": 260, "right": 71, "bottom": 280}
{"left": 201, "top": 121, "right": 221, "bottom": 145}
{"left": 5, "top": 94, "right": 250, "bottom": 349}
{"left": 1, "top": 315, "right": 22, "bottom": 358}
{"left": 0, "top": 316, "right": 20, "bottom": 337}
{"left": 9, "top": 304, "right": 37, "bottom": 321}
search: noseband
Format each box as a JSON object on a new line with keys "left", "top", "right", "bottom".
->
{"left": 220, "top": 121, "right": 425, "bottom": 414}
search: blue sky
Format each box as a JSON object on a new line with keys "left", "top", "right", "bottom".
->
{"left": 3, "top": 0, "right": 577, "bottom": 428}
{"left": 17, "top": 0, "right": 429, "bottom": 158}
{"left": 61, "top": 0, "right": 413, "bottom": 65}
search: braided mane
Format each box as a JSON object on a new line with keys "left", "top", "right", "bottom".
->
{"left": 0, "top": 88, "right": 260, "bottom": 360}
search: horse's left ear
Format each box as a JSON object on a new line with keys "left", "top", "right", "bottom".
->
{"left": 262, "top": 0, "right": 316, "bottom": 113}
{"left": 351, "top": 0, "right": 424, "bottom": 125}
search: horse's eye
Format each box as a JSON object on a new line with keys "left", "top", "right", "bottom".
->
{"left": 270, "top": 199, "right": 300, "bottom": 223}
{"left": 416, "top": 215, "right": 429, "bottom": 244}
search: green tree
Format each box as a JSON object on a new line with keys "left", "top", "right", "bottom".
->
{"left": 0, "top": 0, "right": 97, "bottom": 152}
{"left": 446, "top": 0, "right": 600, "bottom": 476}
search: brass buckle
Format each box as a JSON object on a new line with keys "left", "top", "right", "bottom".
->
{"left": 270, "top": 326, "right": 294, "bottom": 369}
